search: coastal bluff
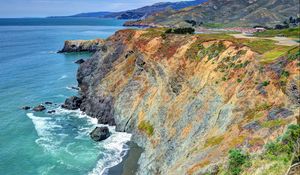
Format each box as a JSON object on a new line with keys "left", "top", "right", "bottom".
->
{"left": 58, "top": 39, "right": 104, "bottom": 53}
{"left": 65, "top": 28, "right": 299, "bottom": 175}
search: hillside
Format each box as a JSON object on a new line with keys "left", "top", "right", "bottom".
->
{"left": 66, "top": 0, "right": 206, "bottom": 20}
{"left": 74, "top": 28, "right": 300, "bottom": 174}
{"left": 125, "top": 0, "right": 300, "bottom": 27}
{"left": 105, "top": 0, "right": 206, "bottom": 19}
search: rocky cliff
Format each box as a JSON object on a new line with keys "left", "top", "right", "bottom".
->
{"left": 59, "top": 39, "right": 104, "bottom": 53}
{"left": 76, "top": 28, "right": 300, "bottom": 174}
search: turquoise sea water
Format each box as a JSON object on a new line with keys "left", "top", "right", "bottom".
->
{"left": 0, "top": 18, "right": 131, "bottom": 175}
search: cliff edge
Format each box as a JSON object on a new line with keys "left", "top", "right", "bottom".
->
{"left": 59, "top": 39, "right": 104, "bottom": 53}
{"left": 76, "top": 28, "right": 300, "bottom": 175}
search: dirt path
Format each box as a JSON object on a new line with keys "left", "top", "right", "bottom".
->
{"left": 231, "top": 34, "right": 299, "bottom": 46}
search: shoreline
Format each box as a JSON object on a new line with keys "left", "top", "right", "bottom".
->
{"left": 108, "top": 141, "right": 143, "bottom": 175}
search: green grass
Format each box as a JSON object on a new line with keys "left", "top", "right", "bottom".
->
{"left": 138, "top": 120, "right": 154, "bottom": 136}
{"left": 261, "top": 119, "right": 287, "bottom": 128}
{"left": 202, "top": 23, "right": 226, "bottom": 28}
{"left": 254, "top": 27, "right": 300, "bottom": 38}
{"left": 140, "top": 28, "right": 166, "bottom": 39}
{"left": 184, "top": 32, "right": 297, "bottom": 63}
{"left": 204, "top": 135, "right": 224, "bottom": 147}
{"left": 287, "top": 47, "right": 300, "bottom": 61}
{"left": 261, "top": 46, "right": 295, "bottom": 63}
{"left": 243, "top": 39, "right": 277, "bottom": 54}
{"left": 245, "top": 103, "right": 272, "bottom": 121}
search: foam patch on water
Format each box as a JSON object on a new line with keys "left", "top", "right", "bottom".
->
{"left": 58, "top": 75, "right": 68, "bottom": 80}
{"left": 54, "top": 107, "right": 98, "bottom": 125}
{"left": 27, "top": 113, "right": 62, "bottom": 152}
{"left": 66, "top": 86, "right": 79, "bottom": 91}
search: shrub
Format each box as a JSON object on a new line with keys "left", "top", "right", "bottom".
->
{"left": 287, "top": 49, "right": 300, "bottom": 61}
{"left": 228, "top": 149, "right": 250, "bottom": 175}
{"left": 165, "top": 27, "right": 195, "bottom": 34}
{"left": 262, "top": 81, "right": 270, "bottom": 86}
{"left": 264, "top": 124, "right": 300, "bottom": 163}
{"left": 185, "top": 20, "right": 197, "bottom": 26}
{"left": 138, "top": 120, "right": 154, "bottom": 136}
{"left": 165, "top": 28, "right": 173, "bottom": 34}
{"left": 281, "top": 70, "right": 290, "bottom": 78}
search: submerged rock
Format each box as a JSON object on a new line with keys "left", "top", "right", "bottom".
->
{"left": 22, "top": 106, "right": 31, "bottom": 110}
{"left": 90, "top": 127, "right": 110, "bottom": 142}
{"left": 61, "top": 96, "right": 82, "bottom": 110}
{"left": 33, "top": 105, "right": 46, "bottom": 112}
{"left": 47, "top": 110, "right": 56, "bottom": 114}
{"left": 45, "top": 102, "right": 53, "bottom": 105}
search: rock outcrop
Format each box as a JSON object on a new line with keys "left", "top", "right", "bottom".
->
{"left": 90, "top": 126, "right": 111, "bottom": 141}
{"left": 75, "top": 59, "right": 85, "bottom": 64}
{"left": 76, "top": 28, "right": 300, "bottom": 174}
{"left": 33, "top": 105, "right": 46, "bottom": 112}
{"left": 61, "top": 96, "right": 82, "bottom": 110}
{"left": 58, "top": 39, "right": 104, "bottom": 53}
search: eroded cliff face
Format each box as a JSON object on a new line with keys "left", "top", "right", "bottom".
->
{"left": 77, "top": 29, "right": 300, "bottom": 175}
{"left": 59, "top": 39, "right": 104, "bottom": 53}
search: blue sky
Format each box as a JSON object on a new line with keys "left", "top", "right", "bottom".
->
{"left": 0, "top": 0, "right": 184, "bottom": 18}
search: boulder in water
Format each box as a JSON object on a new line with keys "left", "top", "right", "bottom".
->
{"left": 61, "top": 96, "right": 82, "bottom": 110}
{"left": 45, "top": 102, "right": 53, "bottom": 105}
{"left": 90, "top": 127, "right": 111, "bottom": 142}
{"left": 33, "top": 105, "right": 46, "bottom": 112}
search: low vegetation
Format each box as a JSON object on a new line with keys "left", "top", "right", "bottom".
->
{"left": 261, "top": 119, "right": 287, "bottom": 128}
{"left": 254, "top": 27, "right": 300, "bottom": 38}
{"left": 138, "top": 120, "right": 154, "bottom": 136}
{"left": 219, "top": 125, "right": 300, "bottom": 175}
{"left": 264, "top": 124, "right": 300, "bottom": 164}
{"left": 204, "top": 135, "right": 224, "bottom": 148}
{"left": 228, "top": 149, "right": 250, "bottom": 175}
{"left": 185, "top": 33, "right": 295, "bottom": 63}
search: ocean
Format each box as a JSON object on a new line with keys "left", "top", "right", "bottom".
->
{"left": 0, "top": 18, "right": 131, "bottom": 175}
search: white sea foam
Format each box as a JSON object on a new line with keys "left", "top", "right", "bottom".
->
{"left": 58, "top": 75, "right": 68, "bottom": 80}
{"left": 66, "top": 86, "right": 79, "bottom": 91}
{"left": 40, "top": 51, "right": 57, "bottom": 54}
{"left": 88, "top": 128, "right": 132, "bottom": 175}
{"left": 55, "top": 107, "right": 98, "bottom": 125}
{"left": 28, "top": 108, "right": 132, "bottom": 174}
{"left": 53, "top": 108, "right": 133, "bottom": 174}
{"left": 27, "top": 113, "right": 62, "bottom": 152}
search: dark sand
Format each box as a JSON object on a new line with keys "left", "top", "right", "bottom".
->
{"left": 108, "top": 142, "right": 144, "bottom": 175}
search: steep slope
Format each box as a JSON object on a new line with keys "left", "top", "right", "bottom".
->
{"left": 125, "top": 0, "right": 300, "bottom": 27}
{"left": 76, "top": 29, "right": 300, "bottom": 174}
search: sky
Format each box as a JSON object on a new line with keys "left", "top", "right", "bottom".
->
{"left": 0, "top": 0, "right": 185, "bottom": 18}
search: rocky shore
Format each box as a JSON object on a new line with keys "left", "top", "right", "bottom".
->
{"left": 62, "top": 28, "right": 299, "bottom": 174}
